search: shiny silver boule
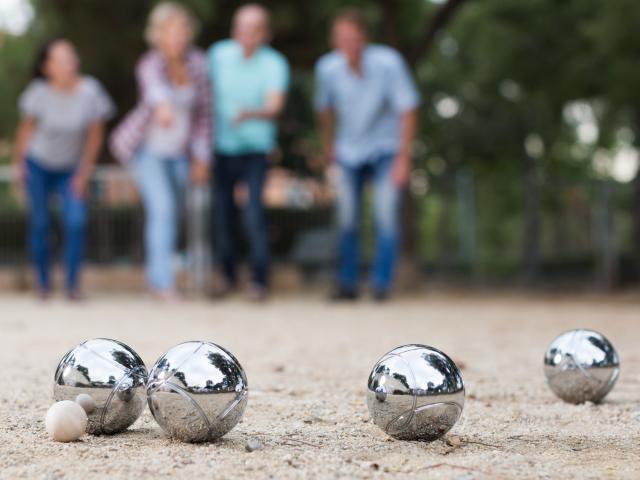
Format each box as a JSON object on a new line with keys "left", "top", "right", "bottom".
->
{"left": 146, "top": 341, "right": 248, "bottom": 443}
{"left": 367, "top": 344, "right": 465, "bottom": 441}
{"left": 544, "top": 329, "right": 620, "bottom": 404}
{"left": 53, "top": 338, "right": 148, "bottom": 434}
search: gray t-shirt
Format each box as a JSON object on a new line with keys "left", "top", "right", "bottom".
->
{"left": 19, "top": 76, "right": 115, "bottom": 170}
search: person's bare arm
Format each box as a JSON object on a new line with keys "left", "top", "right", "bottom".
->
{"left": 235, "top": 91, "right": 286, "bottom": 122}
{"left": 318, "top": 107, "right": 336, "bottom": 166}
{"left": 71, "top": 121, "right": 104, "bottom": 197}
{"left": 12, "top": 118, "right": 36, "bottom": 188}
{"left": 392, "top": 108, "right": 418, "bottom": 187}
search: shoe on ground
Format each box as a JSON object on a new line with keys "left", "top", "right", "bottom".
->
{"left": 152, "top": 289, "right": 181, "bottom": 303}
{"left": 66, "top": 289, "right": 86, "bottom": 302}
{"left": 371, "top": 289, "right": 390, "bottom": 302}
{"left": 329, "top": 287, "right": 359, "bottom": 302}
{"left": 38, "top": 288, "right": 52, "bottom": 302}
{"left": 209, "top": 281, "right": 236, "bottom": 300}
{"left": 247, "top": 283, "right": 268, "bottom": 302}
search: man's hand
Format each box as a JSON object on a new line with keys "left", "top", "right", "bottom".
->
{"left": 12, "top": 119, "right": 35, "bottom": 193}
{"left": 154, "top": 102, "right": 174, "bottom": 128}
{"left": 234, "top": 110, "right": 253, "bottom": 124}
{"left": 322, "top": 143, "right": 336, "bottom": 167}
{"left": 391, "top": 151, "right": 411, "bottom": 188}
{"left": 318, "top": 109, "right": 336, "bottom": 169}
{"left": 190, "top": 160, "right": 209, "bottom": 185}
{"left": 392, "top": 109, "right": 417, "bottom": 188}
{"left": 235, "top": 92, "right": 286, "bottom": 124}
{"left": 71, "top": 171, "right": 90, "bottom": 198}
{"left": 12, "top": 160, "right": 26, "bottom": 191}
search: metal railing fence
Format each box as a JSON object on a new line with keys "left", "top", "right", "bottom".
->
{"left": 0, "top": 164, "right": 635, "bottom": 289}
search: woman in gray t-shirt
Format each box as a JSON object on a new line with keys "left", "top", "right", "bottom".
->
{"left": 13, "top": 38, "right": 114, "bottom": 300}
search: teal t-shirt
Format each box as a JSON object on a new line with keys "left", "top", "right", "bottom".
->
{"left": 208, "top": 39, "right": 289, "bottom": 155}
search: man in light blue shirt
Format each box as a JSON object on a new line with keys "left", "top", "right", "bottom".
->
{"left": 315, "top": 9, "right": 420, "bottom": 301}
{"left": 208, "top": 3, "right": 289, "bottom": 300}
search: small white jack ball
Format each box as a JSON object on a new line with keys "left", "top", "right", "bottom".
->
{"left": 45, "top": 400, "right": 88, "bottom": 442}
{"left": 75, "top": 393, "right": 96, "bottom": 414}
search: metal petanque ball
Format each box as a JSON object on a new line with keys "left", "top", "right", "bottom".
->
{"left": 146, "top": 341, "right": 248, "bottom": 443}
{"left": 544, "top": 329, "right": 620, "bottom": 404}
{"left": 366, "top": 344, "right": 465, "bottom": 441}
{"left": 53, "top": 338, "right": 148, "bottom": 435}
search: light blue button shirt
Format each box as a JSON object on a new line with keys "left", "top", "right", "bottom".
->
{"left": 314, "top": 45, "right": 420, "bottom": 166}
{"left": 208, "top": 39, "right": 289, "bottom": 155}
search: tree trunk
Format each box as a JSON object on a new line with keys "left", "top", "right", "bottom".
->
{"left": 633, "top": 168, "right": 640, "bottom": 277}
{"left": 523, "top": 155, "right": 541, "bottom": 284}
{"left": 397, "top": 189, "right": 422, "bottom": 291}
{"left": 379, "top": 0, "right": 400, "bottom": 48}
{"left": 399, "top": 0, "right": 469, "bottom": 286}
{"left": 629, "top": 110, "right": 640, "bottom": 281}
{"left": 408, "top": 0, "right": 469, "bottom": 67}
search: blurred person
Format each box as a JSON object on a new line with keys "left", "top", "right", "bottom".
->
{"left": 110, "top": 2, "right": 212, "bottom": 301}
{"left": 13, "top": 38, "right": 114, "bottom": 300}
{"left": 315, "top": 9, "right": 420, "bottom": 301}
{"left": 207, "top": 3, "right": 289, "bottom": 301}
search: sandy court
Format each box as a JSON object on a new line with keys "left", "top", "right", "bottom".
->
{"left": 0, "top": 292, "right": 639, "bottom": 479}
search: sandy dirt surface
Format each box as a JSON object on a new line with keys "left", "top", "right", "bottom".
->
{"left": 1, "top": 292, "right": 639, "bottom": 479}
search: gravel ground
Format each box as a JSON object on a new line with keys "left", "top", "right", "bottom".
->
{"left": 1, "top": 292, "right": 639, "bottom": 479}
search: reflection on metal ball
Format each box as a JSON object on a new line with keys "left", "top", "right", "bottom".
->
{"left": 367, "top": 344, "right": 465, "bottom": 441}
{"left": 146, "top": 341, "right": 248, "bottom": 443}
{"left": 53, "top": 338, "right": 148, "bottom": 435}
{"left": 544, "top": 329, "right": 620, "bottom": 404}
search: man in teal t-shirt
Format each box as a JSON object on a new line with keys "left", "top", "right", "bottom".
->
{"left": 207, "top": 3, "right": 289, "bottom": 300}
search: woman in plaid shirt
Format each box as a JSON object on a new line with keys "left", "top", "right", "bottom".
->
{"left": 110, "top": 2, "right": 212, "bottom": 301}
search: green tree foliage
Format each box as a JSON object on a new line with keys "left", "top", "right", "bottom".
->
{"left": 1, "top": 0, "right": 639, "bottom": 279}
{"left": 0, "top": 33, "right": 36, "bottom": 146}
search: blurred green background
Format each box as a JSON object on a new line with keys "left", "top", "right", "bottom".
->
{"left": 1, "top": 0, "right": 639, "bottom": 288}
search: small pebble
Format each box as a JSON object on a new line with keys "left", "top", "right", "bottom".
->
{"left": 245, "top": 438, "right": 262, "bottom": 452}
{"left": 75, "top": 393, "right": 96, "bottom": 414}
{"left": 446, "top": 434, "right": 462, "bottom": 448}
{"left": 45, "top": 400, "right": 88, "bottom": 442}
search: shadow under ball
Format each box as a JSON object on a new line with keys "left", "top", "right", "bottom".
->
{"left": 544, "top": 329, "right": 620, "bottom": 404}
{"left": 367, "top": 344, "right": 465, "bottom": 441}
{"left": 146, "top": 341, "right": 248, "bottom": 443}
{"left": 53, "top": 338, "right": 148, "bottom": 435}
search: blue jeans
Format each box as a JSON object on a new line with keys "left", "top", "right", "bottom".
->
{"left": 213, "top": 152, "right": 269, "bottom": 287}
{"left": 26, "top": 158, "right": 87, "bottom": 292}
{"left": 336, "top": 153, "right": 400, "bottom": 293}
{"left": 133, "top": 149, "right": 188, "bottom": 291}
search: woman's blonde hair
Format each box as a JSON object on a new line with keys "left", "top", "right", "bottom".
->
{"left": 145, "top": 2, "right": 199, "bottom": 46}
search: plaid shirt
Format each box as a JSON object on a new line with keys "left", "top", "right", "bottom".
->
{"left": 109, "top": 48, "right": 212, "bottom": 164}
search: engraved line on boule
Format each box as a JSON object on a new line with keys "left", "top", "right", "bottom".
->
{"left": 54, "top": 349, "right": 74, "bottom": 386}
{"left": 150, "top": 341, "right": 205, "bottom": 386}
{"left": 544, "top": 329, "right": 620, "bottom": 404}
{"left": 593, "top": 367, "right": 620, "bottom": 401}
{"left": 383, "top": 352, "right": 418, "bottom": 434}
{"left": 146, "top": 370, "right": 171, "bottom": 396}
{"left": 384, "top": 401, "right": 463, "bottom": 436}
{"left": 99, "top": 370, "right": 138, "bottom": 431}
{"left": 384, "top": 409, "right": 414, "bottom": 435}
{"left": 414, "top": 401, "right": 463, "bottom": 412}
{"left": 217, "top": 388, "right": 248, "bottom": 420}
{"left": 564, "top": 331, "right": 609, "bottom": 391}
{"left": 565, "top": 352, "right": 603, "bottom": 386}
{"left": 82, "top": 339, "right": 135, "bottom": 373}
{"left": 549, "top": 349, "right": 609, "bottom": 390}
{"left": 149, "top": 380, "right": 213, "bottom": 432}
